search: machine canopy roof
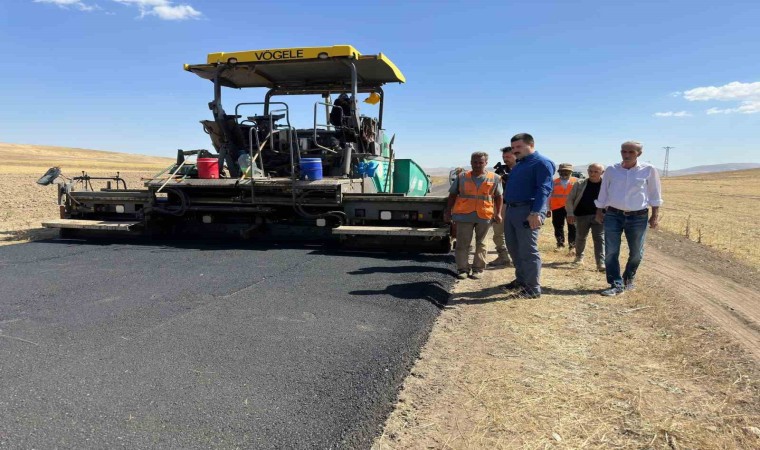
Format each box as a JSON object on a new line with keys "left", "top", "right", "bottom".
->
{"left": 184, "top": 45, "right": 406, "bottom": 90}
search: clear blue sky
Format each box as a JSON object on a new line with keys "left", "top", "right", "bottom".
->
{"left": 1, "top": 0, "right": 759, "bottom": 170}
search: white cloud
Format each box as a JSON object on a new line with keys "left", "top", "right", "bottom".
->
{"left": 706, "top": 107, "right": 731, "bottom": 115}
{"left": 681, "top": 81, "right": 760, "bottom": 114}
{"left": 151, "top": 4, "right": 201, "bottom": 20}
{"left": 706, "top": 100, "right": 760, "bottom": 115}
{"left": 34, "top": 0, "right": 97, "bottom": 11}
{"left": 684, "top": 81, "right": 760, "bottom": 101}
{"left": 113, "top": 0, "right": 202, "bottom": 20}
{"left": 35, "top": 0, "right": 202, "bottom": 20}
{"left": 653, "top": 111, "right": 692, "bottom": 117}
{"left": 669, "top": 91, "right": 682, "bottom": 98}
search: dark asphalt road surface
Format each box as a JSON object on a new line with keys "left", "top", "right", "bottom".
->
{"left": 0, "top": 238, "right": 454, "bottom": 449}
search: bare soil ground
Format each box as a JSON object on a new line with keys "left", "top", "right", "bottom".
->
{"left": 0, "top": 143, "right": 172, "bottom": 245}
{"left": 375, "top": 230, "right": 760, "bottom": 449}
{"left": 647, "top": 231, "right": 760, "bottom": 361}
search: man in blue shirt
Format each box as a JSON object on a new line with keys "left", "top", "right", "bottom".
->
{"left": 502, "top": 133, "right": 556, "bottom": 298}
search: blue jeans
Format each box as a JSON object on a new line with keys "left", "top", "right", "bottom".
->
{"left": 504, "top": 205, "right": 545, "bottom": 292}
{"left": 604, "top": 210, "right": 648, "bottom": 287}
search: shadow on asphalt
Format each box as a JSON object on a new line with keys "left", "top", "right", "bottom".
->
{"left": 34, "top": 236, "right": 331, "bottom": 251}
{"left": 33, "top": 236, "right": 456, "bottom": 263}
{"left": 350, "top": 280, "right": 451, "bottom": 309}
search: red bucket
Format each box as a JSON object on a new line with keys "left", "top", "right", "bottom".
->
{"left": 197, "top": 158, "right": 219, "bottom": 179}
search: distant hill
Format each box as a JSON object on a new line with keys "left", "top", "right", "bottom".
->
{"left": 528, "top": 162, "right": 760, "bottom": 177}
{"left": 667, "top": 163, "right": 760, "bottom": 177}
{"left": 425, "top": 162, "right": 760, "bottom": 179}
{"left": 424, "top": 167, "right": 458, "bottom": 177}
{"left": 0, "top": 142, "right": 175, "bottom": 174}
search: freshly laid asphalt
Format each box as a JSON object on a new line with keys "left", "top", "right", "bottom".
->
{"left": 0, "top": 238, "right": 454, "bottom": 449}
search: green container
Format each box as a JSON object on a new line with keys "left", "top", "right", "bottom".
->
{"left": 392, "top": 159, "right": 430, "bottom": 196}
{"left": 365, "top": 159, "right": 391, "bottom": 193}
{"left": 360, "top": 157, "right": 430, "bottom": 196}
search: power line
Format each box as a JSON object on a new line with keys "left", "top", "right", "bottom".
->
{"left": 662, "top": 146, "right": 675, "bottom": 177}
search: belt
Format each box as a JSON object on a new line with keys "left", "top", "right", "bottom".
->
{"left": 607, "top": 206, "right": 648, "bottom": 216}
{"left": 506, "top": 201, "right": 532, "bottom": 207}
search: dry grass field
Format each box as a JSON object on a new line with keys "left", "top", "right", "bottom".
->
{"left": 429, "top": 175, "right": 451, "bottom": 186}
{"left": 0, "top": 143, "right": 172, "bottom": 244}
{"left": 375, "top": 231, "right": 760, "bottom": 450}
{"left": 659, "top": 169, "right": 760, "bottom": 268}
{"left": 0, "top": 142, "right": 174, "bottom": 174}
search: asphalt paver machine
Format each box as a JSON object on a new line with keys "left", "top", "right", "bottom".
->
{"left": 41, "top": 45, "right": 451, "bottom": 251}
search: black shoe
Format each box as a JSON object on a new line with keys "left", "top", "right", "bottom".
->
{"left": 501, "top": 280, "right": 523, "bottom": 291}
{"left": 511, "top": 288, "right": 541, "bottom": 299}
{"left": 601, "top": 286, "right": 625, "bottom": 296}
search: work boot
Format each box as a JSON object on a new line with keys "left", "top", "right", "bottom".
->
{"left": 596, "top": 263, "right": 606, "bottom": 272}
{"left": 573, "top": 256, "right": 584, "bottom": 265}
{"left": 456, "top": 270, "right": 469, "bottom": 280}
{"left": 501, "top": 279, "right": 523, "bottom": 291}
{"left": 470, "top": 270, "right": 483, "bottom": 280}
{"left": 488, "top": 253, "right": 511, "bottom": 267}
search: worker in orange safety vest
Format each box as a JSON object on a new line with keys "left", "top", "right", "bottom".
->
{"left": 546, "top": 163, "right": 578, "bottom": 250}
{"left": 445, "top": 152, "right": 503, "bottom": 280}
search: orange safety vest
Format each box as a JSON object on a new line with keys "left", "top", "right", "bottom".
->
{"left": 549, "top": 177, "right": 577, "bottom": 211}
{"left": 452, "top": 171, "right": 497, "bottom": 219}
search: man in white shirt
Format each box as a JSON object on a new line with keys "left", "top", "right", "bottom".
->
{"left": 594, "top": 141, "right": 663, "bottom": 296}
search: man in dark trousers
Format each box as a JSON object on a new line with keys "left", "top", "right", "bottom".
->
{"left": 502, "top": 133, "right": 556, "bottom": 298}
{"left": 546, "top": 163, "right": 578, "bottom": 250}
{"left": 489, "top": 146, "right": 517, "bottom": 267}
{"left": 566, "top": 163, "right": 606, "bottom": 271}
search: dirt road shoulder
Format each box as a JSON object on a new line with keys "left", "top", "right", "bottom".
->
{"left": 374, "top": 230, "right": 760, "bottom": 449}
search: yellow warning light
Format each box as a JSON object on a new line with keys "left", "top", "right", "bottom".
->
{"left": 363, "top": 92, "right": 381, "bottom": 105}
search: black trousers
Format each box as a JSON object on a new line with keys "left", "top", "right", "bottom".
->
{"left": 551, "top": 207, "right": 576, "bottom": 246}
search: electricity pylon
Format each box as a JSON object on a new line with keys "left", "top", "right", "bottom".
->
{"left": 662, "top": 146, "right": 675, "bottom": 177}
